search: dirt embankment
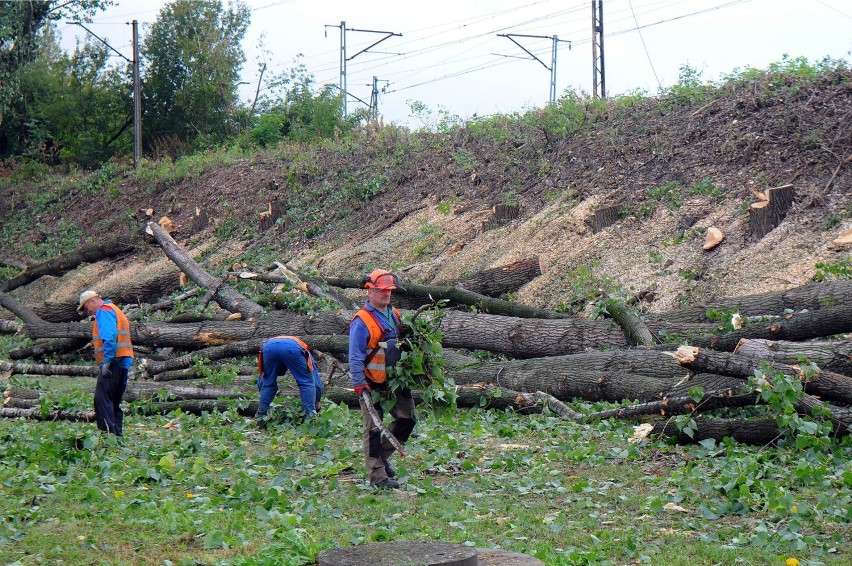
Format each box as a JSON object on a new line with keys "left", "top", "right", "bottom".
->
{"left": 2, "top": 71, "right": 850, "bottom": 311}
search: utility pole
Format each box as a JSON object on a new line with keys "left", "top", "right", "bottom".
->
{"left": 70, "top": 21, "right": 142, "bottom": 168}
{"left": 132, "top": 20, "right": 141, "bottom": 167}
{"left": 497, "top": 33, "right": 570, "bottom": 104}
{"left": 325, "top": 21, "right": 401, "bottom": 116}
{"left": 592, "top": 0, "right": 606, "bottom": 99}
{"left": 368, "top": 76, "right": 390, "bottom": 121}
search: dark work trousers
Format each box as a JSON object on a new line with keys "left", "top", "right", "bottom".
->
{"left": 94, "top": 362, "right": 129, "bottom": 436}
{"left": 360, "top": 388, "right": 416, "bottom": 485}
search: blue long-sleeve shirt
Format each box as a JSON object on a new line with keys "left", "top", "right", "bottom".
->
{"left": 95, "top": 300, "right": 133, "bottom": 369}
{"left": 349, "top": 302, "right": 400, "bottom": 387}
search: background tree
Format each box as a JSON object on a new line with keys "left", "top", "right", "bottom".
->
{"left": 141, "top": 0, "right": 250, "bottom": 155}
{"left": 0, "top": 0, "right": 109, "bottom": 160}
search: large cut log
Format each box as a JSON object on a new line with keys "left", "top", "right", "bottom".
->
{"left": 698, "top": 302, "right": 852, "bottom": 352}
{"left": 9, "top": 338, "right": 87, "bottom": 360}
{"left": 0, "top": 231, "right": 139, "bottom": 293}
{"left": 142, "top": 335, "right": 349, "bottom": 376}
{"left": 667, "top": 346, "right": 852, "bottom": 405}
{"left": 1, "top": 360, "right": 97, "bottom": 377}
{"left": 147, "top": 221, "right": 265, "bottom": 321}
{"left": 734, "top": 339, "right": 852, "bottom": 376}
{"left": 0, "top": 320, "right": 23, "bottom": 334}
{"left": 451, "top": 257, "right": 543, "bottom": 297}
{"left": 450, "top": 348, "right": 746, "bottom": 403}
{"left": 579, "top": 388, "right": 756, "bottom": 421}
{"left": 4, "top": 292, "right": 628, "bottom": 359}
{"left": 31, "top": 265, "right": 181, "bottom": 322}
{"left": 669, "top": 346, "right": 852, "bottom": 434}
{"left": 650, "top": 418, "right": 782, "bottom": 445}
{"left": 650, "top": 279, "right": 852, "bottom": 323}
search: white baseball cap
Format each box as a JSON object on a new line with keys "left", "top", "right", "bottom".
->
{"left": 77, "top": 290, "right": 100, "bottom": 313}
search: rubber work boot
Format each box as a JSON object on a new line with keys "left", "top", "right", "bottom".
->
{"left": 382, "top": 457, "right": 396, "bottom": 479}
{"left": 374, "top": 478, "right": 400, "bottom": 489}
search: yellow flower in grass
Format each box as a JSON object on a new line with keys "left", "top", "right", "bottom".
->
{"left": 785, "top": 558, "right": 799, "bottom": 566}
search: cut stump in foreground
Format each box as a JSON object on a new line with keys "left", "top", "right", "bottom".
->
{"left": 318, "top": 542, "right": 543, "bottom": 566}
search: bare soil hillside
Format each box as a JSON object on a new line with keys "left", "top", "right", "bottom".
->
{"left": 1, "top": 71, "right": 850, "bottom": 312}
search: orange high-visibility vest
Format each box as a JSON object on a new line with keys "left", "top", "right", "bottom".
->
{"left": 351, "top": 307, "right": 401, "bottom": 384}
{"left": 257, "top": 336, "right": 314, "bottom": 375}
{"left": 92, "top": 303, "right": 134, "bottom": 364}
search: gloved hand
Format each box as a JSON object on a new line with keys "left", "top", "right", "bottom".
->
{"left": 98, "top": 363, "right": 111, "bottom": 379}
{"left": 354, "top": 383, "right": 371, "bottom": 396}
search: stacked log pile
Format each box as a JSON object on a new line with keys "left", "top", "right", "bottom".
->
{"left": 1, "top": 222, "right": 850, "bottom": 444}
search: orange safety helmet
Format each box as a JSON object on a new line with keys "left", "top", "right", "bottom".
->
{"left": 362, "top": 269, "right": 400, "bottom": 290}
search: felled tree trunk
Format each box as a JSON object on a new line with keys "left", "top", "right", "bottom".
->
{"left": 651, "top": 418, "right": 782, "bottom": 445}
{"left": 650, "top": 279, "right": 852, "bottom": 323}
{"left": 0, "top": 320, "right": 23, "bottom": 334}
{"left": 0, "top": 360, "right": 97, "bottom": 377}
{"left": 147, "top": 221, "right": 265, "bottom": 321}
{"left": 9, "top": 338, "right": 87, "bottom": 360}
{"left": 669, "top": 346, "right": 852, "bottom": 433}
{"left": 0, "top": 231, "right": 138, "bottom": 293}
{"left": 700, "top": 302, "right": 852, "bottom": 352}
{"left": 451, "top": 257, "right": 543, "bottom": 297}
{"left": 141, "top": 335, "right": 349, "bottom": 377}
{"left": 449, "top": 348, "right": 746, "bottom": 403}
{"left": 734, "top": 338, "right": 852, "bottom": 376}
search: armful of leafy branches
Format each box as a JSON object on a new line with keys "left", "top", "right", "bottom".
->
{"left": 386, "top": 300, "right": 457, "bottom": 412}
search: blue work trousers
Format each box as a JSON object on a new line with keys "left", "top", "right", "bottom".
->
{"left": 257, "top": 339, "right": 323, "bottom": 417}
{"left": 94, "top": 362, "right": 129, "bottom": 436}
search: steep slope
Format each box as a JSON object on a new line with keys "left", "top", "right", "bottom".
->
{"left": 1, "top": 70, "right": 850, "bottom": 313}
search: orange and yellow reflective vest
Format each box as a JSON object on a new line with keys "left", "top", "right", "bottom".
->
{"left": 351, "top": 307, "right": 401, "bottom": 384}
{"left": 257, "top": 336, "right": 314, "bottom": 374}
{"left": 92, "top": 303, "right": 134, "bottom": 364}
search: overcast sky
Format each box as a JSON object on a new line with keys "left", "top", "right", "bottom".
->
{"left": 58, "top": 0, "right": 852, "bottom": 127}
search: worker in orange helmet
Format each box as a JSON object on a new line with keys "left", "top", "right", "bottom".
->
{"left": 348, "top": 269, "right": 414, "bottom": 489}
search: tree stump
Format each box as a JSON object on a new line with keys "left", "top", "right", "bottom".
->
{"left": 481, "top": 203, "right": 521, "bottom": 232}
{"left": 587, "top": 205, "right": 621, "bottom": 233}
{"left": 749, "top": 184, "right": 795, "bottom": 239}
{"left": 318, "top": 541, "right": 478, "bottom": 566}
{"left": 318, "top": 542, "right": 544, "bottom": 566}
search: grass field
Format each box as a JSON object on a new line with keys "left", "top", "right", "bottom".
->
{"left": 0, "top": 384, "right": 849, "bottom": 566}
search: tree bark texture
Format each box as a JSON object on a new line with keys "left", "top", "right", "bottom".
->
{"left": 147, "top": 221, "right": 265, "bottom": 321}
{"left": 650, "top": 279, "right": 852, "bottom": 323}
{"left": 651, "top": 418, "right": 782, "bottom": 445}
{"left": 601, "top": 300, "right": 655, "bottom": 346}
{"left": 0, "top": 320, "right": 23, "bottom": 334}
{"left": 1, "top": 360, "right": 97, "bottom": 377}
{"left": 450, "top": 257, "right": 543, "bottom": 297}
{"left": 734, "top": 338, "right": 852, "bottom": 376}
{"left": 671, "top": 347, "right": 852, "bottom": 433}
{"left": 0, "top": 231, "right": 138, "bottom": 293}
{"left": 449, "top": 349, "right": 747, "bottom": 402}
{"left": 9, "top": 338, "right": 87, "bottom": 360}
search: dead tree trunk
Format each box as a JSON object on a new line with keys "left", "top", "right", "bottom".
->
{"left": 147, "top": 221, "right": 265, "bottom": 321}
{"left": 1, "top": 231, "right": 138, "bottom": 292}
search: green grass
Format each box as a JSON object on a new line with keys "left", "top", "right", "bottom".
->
{"left": 0, "top": 385, "right": 847, "bottom": 565}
